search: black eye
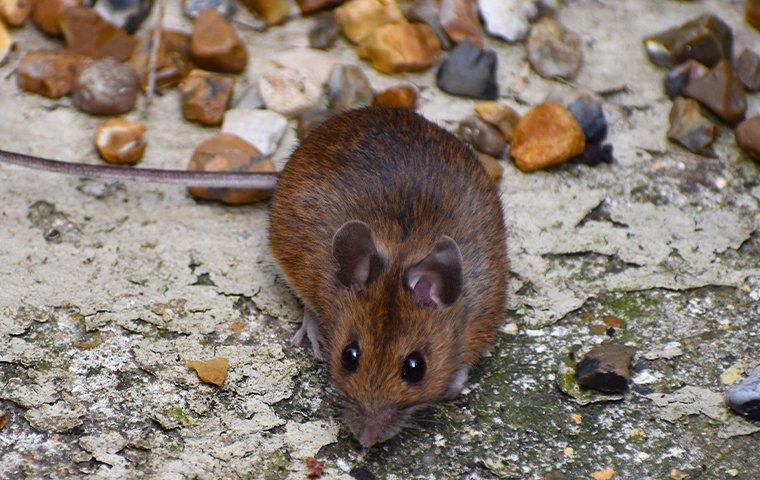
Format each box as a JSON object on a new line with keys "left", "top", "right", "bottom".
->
{"left": 341, "top": 343, "right": 360, "bottom": 372}
{"left": 401, "top": 352, "right": 426, "bottom": 383}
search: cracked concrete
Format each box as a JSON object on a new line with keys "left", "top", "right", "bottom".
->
{"left": 1, "top": 0, "right": 759, "bottom": 478}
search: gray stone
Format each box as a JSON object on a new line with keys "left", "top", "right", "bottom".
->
{"left": 72, "top": 58, "right": 139, "bottom": 115}
{"left": 220, "top": 109, "right": 288, "bottom": 156}
{"left": 526, "top": 18, "right": 583, "bottom": 79}
{"left": 726, "top": 365, "right": 760, "bottom": 420}
{"left": 308, "top": 12, "right": 340, "bottom": 50}
{"left": 735, "top": 49, "right": 760, "bottom": 92}
{"left": 183, "top": 0, "right": 237, "bottom": 19}
{"left": 94, "top": 0, "right": 153, "bottom": 34}
{"left": 478, "top": 0, "right": 537, "bottom": 43}
{"left": 436, "top": 39, "right": 498, "bottom": 99}
{"left": 325, "top": 64, "right": 373, "bottom": 111}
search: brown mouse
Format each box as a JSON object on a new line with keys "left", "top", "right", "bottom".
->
{"left": 0, "top": 106, "right": 507, "bottom": 448}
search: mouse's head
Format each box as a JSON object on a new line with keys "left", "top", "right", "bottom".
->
{"left": 327, "top": 220, "right": 468, "bottom": 448}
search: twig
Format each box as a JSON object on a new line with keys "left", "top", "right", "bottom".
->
{"left": 144, "top": 0, "right": 167, "bottom": 115}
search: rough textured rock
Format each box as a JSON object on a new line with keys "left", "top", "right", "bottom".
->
{"left": 0, "top": 0, "right": 32, "bottom": 27}
{"left": 683, "top": 59, "right": 747, "bottom": 124}
{"left": 358, "top": 22, "right": 441, "bottom": 73}
{"left": 240, "top": 0, "right": 292, "bottom": 25}
{"left": 735, "top": 49, "right": 760, "bottom": 92}
{"left": 16, "top": 49, "right": 88, "bottom": 98}
{"left": 308, "top": 11, "right": 340, "bottom": 50}
{"left": 526, "top": 18, "right": 583, "bottom": 79}
{"left": 510, "top": 102, "right": 585, "bottom": 172}
{"left": 664, "top": 60, "right": 708, "bottom": 99}
{"left": 735, "top": 116, "right": 760, "bottom": 160}
{"left": 575, "top": 344, "right": 636, "bottom": 394}
{"left": 643, "top": 14, "right": 733, "bottom": 68}
{"left": 94, "top": 118, "right": 147, "bottom": 165}
{"left": 726, "top": 365, "right": 760, "bottom": 420}
{"left": 220, "top": 109, "right": 288, "bottom": 156}
{"left": 436, "top": 39, "right": 498, "bottom": 99}
{"left": 456, "top": 115, "right": 506, "bottom": 157}
{"left": 190, "top": 8, "right": 247, "bottom": 74}
{"left": 30, "top": 0, "right": 80, "bottom": 35}
{"left": 72, "top": 58, "right": 139, "bottom": 115}
{"left": 667, "top": 97, "right": 716, "bottom": 155}
{"left": 373, "top": 85, "right": 417, "bottom": 109}
{"left": 474, "top": 101, "right": 520, "bottom": 142}
{"left": 93, "top": 0, "right": 153, "bottom": 34}
{"left": 59, "top": 7, "right": 137, "bottom": 61}
{"left": 478, "top": 0, "right": 536, "bottom": 43}
{"left": 181, "top": 69, "right": 235, "bottom": 125}
{"left": 567, "top": 92, "right": 607, "bottom": 144}
{"left": 183, "top": 0, "right": 236, "bottom": 19}
{"left": 439, "top": 0, "right": 482, "bottom": 48}
{"left": 130, "top": 29, "right": 192, "bottom": 91}
{"left": 334, "top": 0, "right": 405, "bottom": 44}
{"left": 326, "top": 63, "right": 373, "bottom": 111}
{"left": 257, "top": 67, "right": 321, "bottom": 117}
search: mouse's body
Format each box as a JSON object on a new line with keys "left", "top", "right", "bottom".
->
{"left": 269, "top": 107, "right": 507, "bottom": 447}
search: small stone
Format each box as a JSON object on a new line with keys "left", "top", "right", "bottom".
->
{"left": 31, "top": 0, "right": 81, "bottom": 36}
{"left": 683, "top": 60, "right": 746, "bottom": 124}
{"left": 308, "top": 12, "right": 340, "bottom": 50}
{"left": 373, "top": 85, "right": 418, "bottom": 109}
{"left": 669, "top": 469, "right": 687, "bottom": 480}
{"left": 436, "top": 39, "right": 498, "bottom": 99}
{"left": 326, "top": 64, "right": 373, "bottom": 111}
{"left": 94, "top": 118, "right": 147, "bottom": 165}
{"left": 130, "top": 29, "right": 192, "bottom": 91}
{"left": 190, "top": 8, "right": 247, "bottom": 74}
{"left": 181, "top": 69, "right": 235, "bottom": 125}
{"left": 186, "top": 357, "right": 230, "bottom": 386}
{"left": 184, "top": 0, "right": 236, "bottom": 19}
{"left": 234, "top": 85, "right": 264, "bottom": 109}
{"left": 575, "top": 344, "right": 636, "bottom": 394}
{"left": 574, "top": 144, "right": 614, "bottom": 167}
{"left": 749, "top": 0, "right": 760, "bottom": 31}
{"left": 457, "top": 115, "right": 506, "bottom": 157}
{"left": 735, "top": 49, "right": 760, "bottom": 92}
{"left": 1, "top": 0, "right": 32, "bottom": 27}
{"left": 258, "top": 68, "right": 322, "bottom": 117}
{"left": 439, "top": 0, "right": 482, "bottom": 48}
{"left": 334, "top": 0, "right": 405, "bottom": 44}
{"left": 590, "top": 470, "right": 615, "bottom": 480}
{"left": 297, "top": 0, "right": 343, "bottom": 14}
{"left": 735, "top": 116, "right": 760, "bottom": 160}
{"left": 526, "top": 18, "right": 582, "bottom": 80}
{"left": 478, "top": 0, "right": 537, "bottom": 43}
{"left": 0, "top": 17, "right": 12, "bottom": 65}
{"left": 0, "top": 411, "right": 6, "bottom": 430}
{"left": 667, "top": 97, "right": 716, "bottom": 155}
{"left": 73, "top": 57, "right": 139, "bottom": 115}
{"left": 477, "top": 153, "right": 503, "bottom": 183}
{"left": 240, "top": 0, "right": 292, "bottom": 25}
{"left": 93, "top": 0, "right": 152, "bottom": 34}
{"left": 60, "top": 7, "right": 137, "bottom": 61}
{"left": 297, "top": 108, "right": 334, "bottom": 138}
{"left": 726, "top": 365, "right": 760, "bottom": 420}
{"left": 664, "top": 60, "right": 708, "bottom": 99}
{"left": 567, "top": 92, "right": 607, "bottom": 144}
{"left": 221, "top": 109, "right": 288, "bottom": 156}
{"left": 569, "top": 413, "right": 582, "bottom": 424}
{"left": 510, "top": 102, "right": 585, "bottom": 172}
{"left": 187, "top": 134, "right": 275, "bottom": 204}
{"left": 643, "top": 14, "right": 733, "bottom": 69}
{"left": 401, "top": 0, "right": 450, "bottom": 49}
{"left": 474, "top": 101, "right": 519, "bottom": 142}
{"left": 358, "top": 22, "right": 441, "bottom": 74}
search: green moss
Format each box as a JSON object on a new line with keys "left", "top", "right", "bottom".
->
{"left": 34, "top": 360, "right": 51, "bottom": 372}
{"left": 170, "top": 407, "right": 194, "bottom": 427}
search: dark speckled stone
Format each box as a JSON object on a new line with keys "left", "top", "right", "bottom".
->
{"left": 436, "top": 39, "right": 498, "bottom": 100}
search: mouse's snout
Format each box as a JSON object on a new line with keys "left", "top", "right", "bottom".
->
{"left": 345, "top": 402, "right": 407, "bottom": 449}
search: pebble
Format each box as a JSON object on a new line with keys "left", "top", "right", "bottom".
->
{"left": 258, "top": 68, "right": 321, "bottom": 117}
{"left": 667, "top": 97, "right": 716, "bottom": 155}
{"left": 643, "top": 14, "right": 733, "bottom": 69}
{"left": 0, "top": 411, "right": 6, "bottom": 430}
{"left": 234, "top": 85, "right": 264, "bottom": 110}
{"left": 735, "top": 49, "right": 760, "bottom": 92}
{"left": 0, "top": 17, "right": 11, "bottom": 65}
{"left": 510, "top": 102, "right": 585, "bottom": 172}
{"left": 574, "top": 143, "right": 614, "bottom": 166}
{"left": 326, "top": 64, "right": 373, "bottom": 111}
{"left": 478, "top": 0, "right": 537, "bottom": 43}
{"left": 477, "top": 152, "right": 503, "bottom": 183}
{"left": 526, "top": 18, "right": 582, "bottom": 80}
{"left": 130, "top": 29, "right": 192, "bottom": 91}
{"left": 31, "top": 0, "right": 81, "bottom": 36}
{"left": 181, "top": 69, "right": 235, "bottom": 125}
{"left": 373, "top": 85, "right": 418, "bottom": 109}
{"left": 93, "top": 0, "right": 152, "bottom": 34}
{"left": 456, "top": 115, "right": 506, "bottom": 157}
{"left": 402, "top": 0, "right": 450, "bottom": 50}
{"left": 297, "top": 0, "right": 343, "bottom": 14}
{"left": 726, "top": 365, "right": 760, "bottom": 420}
{"left": 60, "top": 7, "right": 137, "bottom": 61}
{"left": 190, "top": 8, "right": 247, "bottom": 74}
{"left": 297, "top": 108, "right": 334, "bottom": 138}
{"left": 334, "top": 0, "right": 405, "bottom": 44}
{"left": 664, "top": 60, "right": 708, "bottom": 99}
{"left": 575, "top": 344, "right": 636, "bottom": 394}
{"left": 308, "top": 11, "right": 340, "bottom": 50}
{"left": 358, "top": 22, "right": 441, "bottom": 74}
{"left": 1, "top": 0, "right": 32, "bottom": 27}
{"left": 436, "top": 39, "right": 498, "bottom": 99}
{"left": 16, "top": 49, "right": 87, "bottom": 98}
{"left": 567, "top": 92, "right": 607, "bottom": 144}
{"left": 735, "top": 116, "right": 760, "bottom": 160}
{"left": 440, "top": 0, "right": 482, "bottom": 48}
{"left": 187, "top": 134, "right": 275, "bottom": 204}
{"left": 240, "top": 0, "right": 292, "bottom": 25}
{"left": 474, "top": 101, "right": 519, "bottom": 142}
{"left": 746, "top": 0, "right": 760, "bottom": 31}
{"left": 221, "top": 109, "right": 288, "bottom": 156}
{"left": 72, "top": 58, "right": 139, "bottom": 115}
{"left": 94, "top": 118, "right": 147, "bottom": 165}
{"left": 683, "top": 59, "right": 747, "bottom": 124}
{"left": 186, "top": 357, "right": 230, "bottom": 386}
{"left": 183, "top": 0, "right": 236, "bottom": 19}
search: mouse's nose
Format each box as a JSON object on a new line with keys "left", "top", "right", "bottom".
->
{"left": 357, "top": 406, "right": 394, "bottom": 448}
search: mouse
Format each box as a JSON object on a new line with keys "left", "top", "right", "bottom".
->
{"left": 0, "top": 106, "right": 508, "bottom": 449}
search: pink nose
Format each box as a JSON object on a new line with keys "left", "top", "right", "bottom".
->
{"left": 356, "top": 407, "right": 393, "bottom": 448}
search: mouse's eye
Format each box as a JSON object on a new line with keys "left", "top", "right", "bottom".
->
{"left": 401, "top": 352, "right": 426, "bottom": 383}
{"left": 341, "top": 343, "right": 360, "bottom": 372}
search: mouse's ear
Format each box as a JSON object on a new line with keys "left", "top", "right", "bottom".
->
{"left": 333, "top": 220, "right": 384, "bottom": 291}
{"left": 405, "top": 235, "right": 463, "bottom": 307}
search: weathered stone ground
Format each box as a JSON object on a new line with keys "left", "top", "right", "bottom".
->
{"left": 1, "top": 0, "right": 759, "bottom": 478}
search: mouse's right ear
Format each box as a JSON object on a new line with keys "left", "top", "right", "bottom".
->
{"left": 332, "top": 220, "right": 384, "bottom": 291}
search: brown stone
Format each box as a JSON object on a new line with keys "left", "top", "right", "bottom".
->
{"left": 643, "top": 14, "right": 733, "bottom": 68}
{"left": 308, "top": 11, "right": 340, "bottom": 50}
{"left": 59, "top": 7, "right": 136, "bottom": 61}
{"left": 0, "top": 17, "right": 11, "bottom": 65}
{"left": 31, "top": 0, "right": 80, "bottom": 35}
{"left": 1, "top": 0, "right": 32, "bottom": 27}
{"left": 16, "top": 49, "right": 87, "bottom": 98}
{"left": 683, "top": 59, "right": 746, "bottom": 124}
{"left": 477, "top": 153, "right": 503, "bottom": 183}
{"left": 746, "top": 0, "right": 760, "bottom": 31}
{"left": 735, "top": 116, "right": 760, "bottom": 160}
{"left": 94, "top": 118, "right": 147, "bottom": 165}
{"left": 526, "top": 18, "right": 582, "bottom": 80}
{"left": 474, "top": 101, "right": 520, "bottom": 143}
{"left": 575, "top": 344, "right": 636, "bottom": 394}
{"left": 186, "top": 357, "right": 229, "bottom": 386}
{"left": 664, "top": 60, "right": 708, "bottom": 99}
{"left": 510, "top": 102, "right": 585, "bottom": 172}
{"left": 190, "top": 8, "right": 247, "bottom": 73}
{"left": 187, "top": 134, "right": 276, "bottom": 204}
{"left": 335, "top": 0, "right": 405, "bottom": 44}
{"left": 130, "top": 29, "right": 192, "bottom": 91}
{"left": 439, "top": 0, "right": 482, "bottom": 48}
{"left": 181, "top": 69, "right": 235, "bottom": 126}
{"left": 735, "top": 49, "right": 760, "bottom": 92}
{"left": 456, "top": 115, "right": 506, "bottom": 157}
{"left": 72, "top": 58, "right": 139, "bottom": 115}
{"left": 667, "top": 97, "right": 716, "bottom": 155}
{"left": 358, "top": 22, "right": 441, "bottom": 74}
{"left": 240, "top": 0, "right": 291, "bottom": 25}
{"left": 373, "top": 85, "right": 418, "bottom": 109}
{"left": 297, "top": 0, "right": 343, "bottom": 14}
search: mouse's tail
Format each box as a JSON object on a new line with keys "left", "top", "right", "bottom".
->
{"left": 0, "top": 149, "right": 279, "bottom": 189}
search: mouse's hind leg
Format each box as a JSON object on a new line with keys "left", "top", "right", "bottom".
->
{"left": 291, "top": 307, "right": 325, "bottom": 361}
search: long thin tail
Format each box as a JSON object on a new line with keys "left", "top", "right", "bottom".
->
{"left": 0, "top": 149, "right": 279, "bottom": 189}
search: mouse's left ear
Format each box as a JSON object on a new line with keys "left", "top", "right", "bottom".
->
{"left": 333, "top": 220, "right": 385, "bottom": 291}
{"left": 405, "top": 236, "right": 463, "bottom": 308}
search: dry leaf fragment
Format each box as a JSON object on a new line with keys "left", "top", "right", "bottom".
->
{"left": 186, "top": 357, "right": 229, "bottom": 386}
{"left": 306, "top": 457, "right": 324, "bottom": 478}
{"left": 591, "top": 469, "right": 615, "bottom": 480}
